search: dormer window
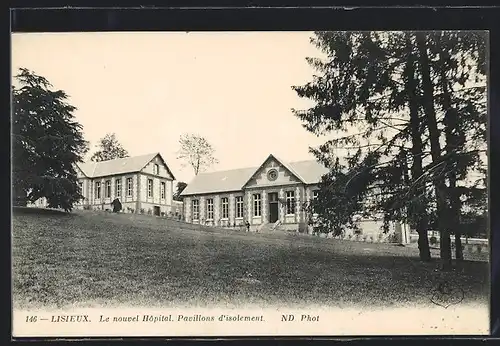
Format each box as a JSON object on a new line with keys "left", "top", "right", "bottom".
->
{"left": 154, "top": 164, "right": 159, "bottom": 175}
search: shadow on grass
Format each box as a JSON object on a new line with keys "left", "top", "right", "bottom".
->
{"left": 13, "top": 206, "right": 71, "bottom": 216}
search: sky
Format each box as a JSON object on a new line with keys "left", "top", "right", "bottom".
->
{"left": 11, "top": 31, "right": 329, "bottom": 183}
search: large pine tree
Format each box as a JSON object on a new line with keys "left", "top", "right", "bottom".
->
{"left": 12, "top": 68, "right": 89, "bottom": 211}
{"left": 293, "top": 31, "right": 435, "bottom": 260}
{"left": 292, "top": 31, "right": 487, "bottom": 267}
{"left": 425, "top": 31, "right": 487, "bottom": 262}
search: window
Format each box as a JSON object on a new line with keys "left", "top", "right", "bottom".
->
{"left": 95, "top": 182, "right": 101, "bottom": 199}
{"left": 312, "top": 190, "right": 319, "bottom": 214}
{"left": 154, "top": 164, "right": 159, "bottom": 175}
{"left": 221, "top": 197, "right": 229, "bottom": 219}
{"left": 105, "top": 180, "right": 111, "bottom": 198}
{"left": 78, "top": 181, "right": 84, "bottom": 201}
{"left": 236, "top": 196, "right": 244, "bottom": 218}
{"left": 115, "top": 178, "right": 121, "bottom": 198}
{"left": 206, "top": 198, "right": 214, "bottom": 220}
{"left": 253, "top": 194, "right": 261, "bottom": 217}
{"left": 286, "top": 191, "right": 295, "bottom": 215}
{"left": 126, "top": 177, "right": 133, "bottom": 197}
{"left": 160, "top": 182, "right": 166, "bottom": 200}
{"left": 147, "top": 179, "right": 153, "bottom": 198}
{"left": 192, "top": 199, "right": 199, "bottom": 220}
{"left": 313, "top": 190, "right": 319, "bottom": 200}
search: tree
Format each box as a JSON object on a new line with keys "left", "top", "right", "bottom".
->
{"left": 415, "top": 32, "right": 452, "bottom": 268}
{"left": 403, "top": 34, "right": 431, "bottom": 261}
{"left": 173, "top": 181, "right": 188, "bottom": 201}
{"left": 424, "top": 31, "right": 487, "bottom": 262}
{"left": 292, "top": 31, "right": 435, "bottom": 261}
{"left": 90, "top": 133, "right": 129, "bottom": 162}
{"left": 177, "top": 133, "right": 219, "bottom": 175}
{"left": 12, "top": 68, "right": 89, "bottom": 211}
{"left": 292, "top": 31, "right": 486, "bottom": 268}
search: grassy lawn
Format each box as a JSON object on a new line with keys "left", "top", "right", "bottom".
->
{"left": 12, "top": 208, "right": 490, "bottom": 310}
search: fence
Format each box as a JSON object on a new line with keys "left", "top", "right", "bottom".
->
{"left": 409, "top": 232, "right": 489, "bottom": 254}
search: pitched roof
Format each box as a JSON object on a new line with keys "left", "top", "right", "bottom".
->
{"left": 77, "top": 153, "right": 175, "bottom": 179}
{"left": 180, "top": 156, "right": 329, "bottom": 196}
{"left": 241, "top": 154, "right": 307, "bottom": 188}
{"left": 181, "top": 167, "right": 257, "bottom": 196}
{"left": 287, "top": 160, "right": 330, "bottom": 184}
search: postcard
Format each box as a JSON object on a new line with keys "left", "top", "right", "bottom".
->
{"left": 11, "top": 30, "right": 490, "bottom": 337}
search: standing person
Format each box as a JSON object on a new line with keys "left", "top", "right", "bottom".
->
{"left": 111, "top": 198, "right": 122, "bottom": 213}
{"left": 245, "top": 221, "right": 250, "bottom": 233}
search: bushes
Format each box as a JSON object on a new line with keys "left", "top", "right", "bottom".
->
{"left": 386, "top": 233, "right": 398, "bottom": 243}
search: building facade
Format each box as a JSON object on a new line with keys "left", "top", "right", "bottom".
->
{"left": 180, "top": 154, "right": 330, "bottom": 232}
{"left": 74, "top": 153, "right": 176, "bottom": 216}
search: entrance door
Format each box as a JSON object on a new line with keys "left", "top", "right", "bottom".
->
{"left": 153, "top": 206, "right": 161, "bottom": 216}
{"left": 268, "top": 192, "right": 279, "bottom": 223}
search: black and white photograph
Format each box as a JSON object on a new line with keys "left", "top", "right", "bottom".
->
{"left": 11, "top": 30, "right": 489, "bottom": 336}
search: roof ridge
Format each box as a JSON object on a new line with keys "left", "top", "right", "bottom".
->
{"left": 82, "top": 152, "right": 157, "bottom": 165}
{"left": 194, "top": 158, "right": 324, "bottom": 176}
{"left": 198, "top": 166, "right": 258, "bottom": 174}
{"left": 289, "top": 159, "right": 320, "bottom": 163}
{"left": 76, "top": 152, "right": 171, "bottom": 179}
{"left": 180, "top": 154, "right": 329, "bottom": 197}
{"left": 269, "top": 154, "right": 306, "bottom": 183}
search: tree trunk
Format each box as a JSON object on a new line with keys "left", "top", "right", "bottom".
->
{"left": 448, "top": 172, "right": 464, "bottom": 261}
{"left": 441, "top": 232, "right": 453, "bottom": 270}
{"left": 438, "top": 47, "right": 464, "bottom": 263}
{"left": 13, "top": 197, "right": 28, "bottom": 207}
{"left": 405, "top": 38, "right": 431, "bottom": 261}
{"left": 13, "top": 185, "right": 28, "bottom": 207}
{"left": 415, "top": 33, "right": 452, "bottom": 271}
{"left": 448, "top": 169, "right": 463, "bottom": 261}
{"left": 194, "top": 159, "right": 200, "bottom": 175}
{"left": 455, "top": 232, "right": 464, "bottom": 261}
{"left": 417, "top": 225, "right": 432, "bottom": 261}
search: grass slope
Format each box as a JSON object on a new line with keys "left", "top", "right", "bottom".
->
{"left": 12, "top": 209, "right": 489, "bottom": 310}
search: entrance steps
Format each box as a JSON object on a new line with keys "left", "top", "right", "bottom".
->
{"left": 256, "top": 220, "right": 282, "bottom": 233}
